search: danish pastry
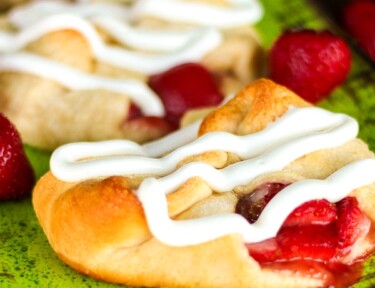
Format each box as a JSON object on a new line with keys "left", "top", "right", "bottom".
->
{"left": 0, "top": 0, "right": 264, "bottom": 150}
{"left": 33, "top": 79, "right": 375, "bottom": 287}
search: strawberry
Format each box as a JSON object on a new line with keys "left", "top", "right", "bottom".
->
{"left": 124, "top": 103, "right": 175, "bottom": 139}
{"left": 336, "top": 197, "right": 371, "bottom": 252}
{"left": 148, "top": 63, "right": 223, "bottom": 127}
{"left": 342, "top": 0, "right": 375, "bottom": 61}
{"left": 283, "top": 199, "right": 337, "bottom": 227}
{"left": 123, "top": 116, "right": 175, "bottom": 140}
{"left": 127, "top": 103, "right": 143, "bottom": 120}
{"left": 0, "top": 114, "right": 35, "bottom": 200}
{"left": 276, "top": 224, "right": 338, "bottom": 262}
{"left": 235, "top": 182, "right": 289, "bottom": 223}
{"left": 240, "top": 183, "right": 371, "bottom": 265}
{"left": 269, "top": 29, "right": 351, "bottom": 103}
{"left": 247, "top": 224, "right": 338, "bottom": 264}
{"left": 246, "top": 238, "right": 281, "bottom": 263}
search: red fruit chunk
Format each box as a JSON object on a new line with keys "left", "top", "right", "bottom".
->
{"left": 238, "top": 182, "right": 371, "bottom": 266}
{"left": 127, "top": 103, "right": 143, "bottom": 120}
{"left": 0, "top": 114, "right": 35, "bottom": 200}
{"left": 245, "top": 196, "right": 372, "bottom": 265}
{"left": 148, "top": 63, "right": 223, "bottom": 127}
{"left": 124, "top": 103, "right": 175, "bottom": 139}
{"left": 336, "top": 196, "right": 371, "bottom": 252}
{"left": 342, "top": 0, "right": 375, "bottom": 61}
{"left": 248, "top": 224, "right": 338, "bottom": 264}
{"left": 269, "top": 29, "right": 351, "bottom": 103}
{"left": 123, "top": 116, "right": 175, "bottom": 140}
{"left": 247, "top": 238, "right": 281, "bottom": 263}
{"left": 283, "top": 199, "right": 337, "bottom": 227}
{"left": 276, "top": 224, "right": 338, "bottom": 262}
{"left": 235, "top": 182, "right": 289, "bottom": 223}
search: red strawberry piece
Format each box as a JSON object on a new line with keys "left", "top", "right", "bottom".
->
{"left": 235, "top": 182, "right": 289, "bottom": 223}
{"left": 123, "top": 116, "right": 175, "bottom": 140}
{"left": 0, "top": 114, "right": 35, "bottom": 200}
{"left": 246, "top": 238, "right": 281, "bottom": 263}
{"left": 124, "top": 103, "right": 175, "bottom": 138}
{"left": 148, "top": 62, "right": 223, "bottom": 127}
{"left": 245, "top": 196, "right": 372, "bottom": 264}
{"left": 127, "top": 103, "right": 143, "bottom": 121}
{"left": 247, "top": 224, "right": 338, "bottom": 264}
{"left": 342, "top": 0, "right": 375, "bottom": 61}
{"left": 269, "top": 29, "right": 351, "bottom": 103}
{"left": 276, "top": 224, "right": 338, "bottom": 262}
{"left": 283, "top": 199, "right": 337, "bottom": 227}
{"left": 336, "top": 196, "right": 371, "bottom": 252}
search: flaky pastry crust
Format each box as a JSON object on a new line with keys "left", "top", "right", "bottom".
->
{"left": 33, "top": 79, "right": 375, "bottom": 288}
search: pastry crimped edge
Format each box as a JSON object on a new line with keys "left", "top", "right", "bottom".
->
{"left": 33, "top": 79, "right": 375, "bottom": 288}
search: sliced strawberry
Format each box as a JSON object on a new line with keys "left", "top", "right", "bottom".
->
{"left": 148, "top": 62, "right": 223, "bottom": 127}
{"left": 283, "top": 199, "right": 337, "bottom": 227}
{"left": 238, "top": 182, "right": 372, "bottom": 266}
{"left": 246, "top": 238, "right": 281, "bottom": 263}
{"left": 0, "top": 114, "right": 35, "bottom": 200}
{"left": 247, "top": 224, "right": 338, "bottom": 264}
{"left": 276, "top": 224, "right": 338, "bottom": 262}
{"left": 336, "top": 197, "right": 371, "bottom": 252}
{"left": 269, "top": 29, "right": 351, "bottom": 103}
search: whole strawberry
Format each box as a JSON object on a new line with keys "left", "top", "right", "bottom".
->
{"left": 342, "top": 0, "right": 375, "bottom": 61}
{"left": 0, "top": 114, "right": 35, "bottom": 200}
{"left": 269, "top": 29, "right": 351, "bottom": 103}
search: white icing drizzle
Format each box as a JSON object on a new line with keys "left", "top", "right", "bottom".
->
{"left": 50, "top": 107, "right": 372, "bottom": 246}
{"left": 142, "top": 120, "right": 202, "bottom": 158}
{"left": 51, "top": 107, "right": 357, "bottom": 181}
{"left": 6, "top": 6, "right": 223, "bottom": 53}
{"left": 8, "top": 0, "right": 130, "bottom": 28}
{"left": 0, "top": 14, "right": 222, "bottom": 74}
{"left": 91, "top": 16, "right": 211, "bottom": 52}
{"left": 130, "top": 0, "right": 263, "bottom": 28}
{"left": 0, "top": 53, "right": 164, "bottom": 116}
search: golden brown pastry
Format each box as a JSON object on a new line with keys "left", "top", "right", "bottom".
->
{"left": 33, "top": 79, "right": 375, "bottom": 287}
{"left": 0, "top": 0, "right": 264, "bottom": 150}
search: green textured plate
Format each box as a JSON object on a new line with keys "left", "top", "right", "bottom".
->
{"left": 1, "top": 0, "right": 375, "bottom": 287}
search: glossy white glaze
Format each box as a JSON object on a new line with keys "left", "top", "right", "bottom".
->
{"left": 0, "top": 14, "right": 222, "bottom": 72}
{"left": 0, "top": 53, "right": 164, "bottom": 116}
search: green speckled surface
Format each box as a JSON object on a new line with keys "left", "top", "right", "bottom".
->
{"left": 1, "top": 0, "right": 375, "bottom": 287}
{"left": 0, "top": 200, "right": 106, "bottom": 288}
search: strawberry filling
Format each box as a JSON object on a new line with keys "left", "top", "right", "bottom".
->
{"left": 236, "top": 182, "right": 373, "bottom": 286}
